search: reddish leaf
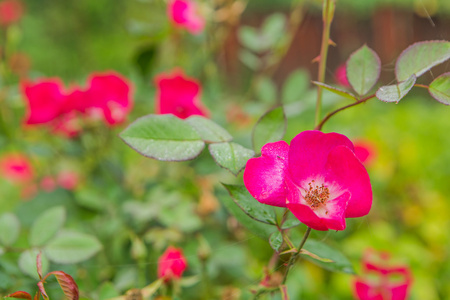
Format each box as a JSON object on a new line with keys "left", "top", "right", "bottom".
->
{"left": 36, "top": 252, "right": 43, "bottom": 280}
{"left": 37, "top": 281, "right": 49, "bottom": 300}
{"left": 4, "top": 291, "right": 32, "bottom": 300}
{"left": 279, "top": 285, "right": 290, "bottom": 300}
{"left": 45, "top": 271, "right": 79, "bottom": 300}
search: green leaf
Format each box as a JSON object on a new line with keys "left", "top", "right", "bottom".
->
{"left": 312, "top": 81, "right": 357, "bottom": 100}
{"left": 238, "top": 26, "right": 263, "bottom": 52}
{"left": 262, "top": 13, "right": 286, "bottom": 44}
{"left": 347, "top": 45, "right": 381, "bottom": 96}
{"left": 18, "top": 249, "right": 49, "bottom": 280}
{"left": 219, "top": 190, "right": 275, "bottom": 240}
{"left": 0, "top": 213, "right": 20, "bottom": 246}
{"left": 44, "top": 231, "right": 102, "bottom": 264}
{"left": 185, "top": 116, "right": 233, "bottom": 143}
{"left": 281, "top": 218, "right": 301, "bottom": 229}
{"left": 239, "top": 50, "right": 261, "bottom": 70}
{"left": 222, "top": 184, "right": 277, "bottom": 225}
{"left": 396, "top": 40, "right": 450, "bottom": 81}
{"left": 252, "top": 106, "right": 287, "bottom": 153}
{"left": 29, "top": 206, "right": 66, "bottom": 247}
{"left": 141, "top": 279, "right": 163, "bottom": 298}
{"left": 269, "top": 231, "right": 283, "bottom": 252}
{"left": 98, "top": 282, "right": 119, "bottom": 299}
{"left": 120, "top": 114, "right": 205, "bottom": 161}
{"left": 376, "top": 75, "right": 416, "bottom": 103}
{"left": 282, "top": 69, "right": 310, "bottom": 103}
{"left": 256, "top": 77, "right": 277, "bottom": 103}
{"left": 428, "top": 72, "right": 450, "bottom": 105}
{"left": 209, "top": 142, "right": 254, "bottom": 175}
{"left": 302, "top": 239, "right": 355, "bottom": 274}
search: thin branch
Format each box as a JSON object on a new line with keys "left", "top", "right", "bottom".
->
{"left": 282, "top": 227, "right": 312, "bottom": 284}
{"left": 315, "top": 94, "right": 376, "bottom": 131}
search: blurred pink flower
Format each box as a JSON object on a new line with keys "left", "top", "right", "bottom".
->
{"left": 22, "top": 71, "right": 133, "bottom": 135}
{"left": 168, "top": 0, "right": 204, "bottom": 34}
{"left": 157, "top": 246, "right": 188, "bottom": 282}
{"left": 51, "top": 111, "right": 82, "bottom": 138}
{"left": 353, "top": 249, "right": 412, "bottom": 300}
{"left": 335, "top": 63, "right": 350, "bottom": 87}
{"left": 0, "top": 153, "right": 33, "bottom": 183}
{"left": 40, "top": 176, "right": 57, "bottom": 192}
{"left": 57, "top": 170, "right": 79, "bottom": 190}
{"left": 155, "top": 69, "right": 209, "bottom": 119}
{"left": 243, "top": 130, "right": 372, "bottom": 231}
{"left": 0, "top": 0, "right": 23, "bottom": 27}
{"left": 85, "top": 72, "right": 133, "bottom": 126}
{"left": 353, "top": 139, "right": 377, "bottom": 166}
{"left": 22, "top": 79, "right": 67, "bottom": 124}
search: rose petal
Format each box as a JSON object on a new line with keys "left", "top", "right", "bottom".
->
{"left": 22, "top": 79, "right": 67, "bottom": 124}
{"left": 155, "top": 69, "right": 209, "bottom": 119}
{"left": 286, "top": 179, "right": 349, "bottom": 231}
{"left": 88, "top": 72, "right": 133, "bottom": 125}
{"left": 354, "top": 280, "right": 384, "bottom": 300}
{"left": 168, "top": 0, "right": 204, "bottom": 35}
{"left": 389, "top": 283, "right": 410, "bottom": 300}
{"left": 324, "top": 145, "right": 372, "bottom": 218}
{"left": 288, "top": 131, "right": 354, "bottom": 185}
{"left": 243, "top": 141, "right": 289, "bottom": 207}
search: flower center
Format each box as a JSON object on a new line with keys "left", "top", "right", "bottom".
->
{"left": 305, "top": 180, "right": 330, "bottom": 209}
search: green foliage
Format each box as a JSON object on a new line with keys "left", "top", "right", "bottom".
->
{"left": 185, "top": 116, "right": 233, "bottom": 143}
{"left": 269, "top": 231, "right": 283, "bottom": 252}
{"left": 395, "top": 41, "right": 450, "bottom": 81}
{"left": 346, "top": 45, "right": 381, "bottom": 96}
{"left": 221, "top": 185, "right": 275, "bottom": 240}
{"left": 18, "top": 250, "right": 49, "bottom": 280}
{"left": 312, "top": 81, "right": 357, "bottom": 100}
{"left": 222, "top": 184, "right": 277, "bottom": 225}
{"left": 29, "top": 206, "right": 66, "bottom": 247}
{"left": 256, "top": 76, "right": 277, "bottom": 104}
{"left": 238, "top": 13, "right": 286, "bottom": 53}
{"left": 428, "top": 72, "right": 450, "bottom": 105}
{"left": 44, "top": 231, "right": 102, "bottom": 264}
{"left": 0, "top": 213, "right": 20, "bottom": 247}
{"left": 209, "top": 143, "right": 254, "bottom": 175}
{"left": 120, "top": 114, "right": 205, "bottom": 161}
{"left": 376, "top": 75, "right": 416, "bottom": 103}
{"left": 302, "top": 239, "right": 355, "bottom": 274}
{"left": 282, "top": 69, "right": 310, "bottom": 104}
{"left": 252, "top": 106, "right": 287, "bottom": 153}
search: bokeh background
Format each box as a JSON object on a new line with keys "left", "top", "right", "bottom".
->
{"left": 1, "top": 0, "right": 450, "bottom": 299}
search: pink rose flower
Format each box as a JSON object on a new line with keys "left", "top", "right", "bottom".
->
{"left": 40, "top": 176, "right": 57, "bottom": 192}
{"left": 157, "top": 246, "right": 188, "bottom": 282}
{"left": 155, "top": 69, "right": 209, "bottom": 119}
{"left": 57, "top": 170, "right": 79, "bottom": 190}
{"left": 0, "top": 0, "right": 23, "bottom": 27}
{"left": 84, "top": 72, "right": 133, "bottom": 126}
{"left": 22, "top": 79, "right": 67, "bottom": 125}
{"left": 51, "top": 111, "right": 83, "bottom": 138}
{"left": 335, "top": 63, "right": 350, "bottom": 88}
{"left": 168, "top": 0, "right": 205, "bottom": 34}
{"left": 353, "top": 249, "right": 412, "bottom": 300}
{"left": 22, "top": 71, "right": 133, "bottom": 134}
{"left": 0, "top": 152, "right": 33, "bottom": 183}
{"left": 243, "top": 130, "right": 372, "bottom": 231}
